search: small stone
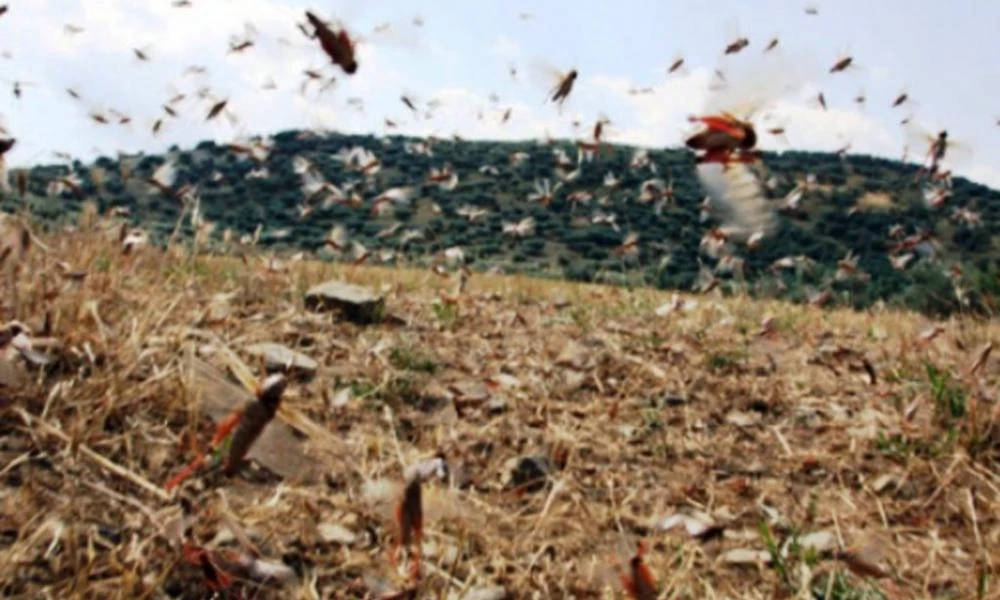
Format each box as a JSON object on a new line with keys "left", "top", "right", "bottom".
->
{"left": 719, "top": 548, "right": 771, "bottom": 566}
{"left": 792, "top": 530, "right": 837, "bottom": 555}
{"left": 244, "top": 342, "right": 318, "bottom": 377}
{"left": 317, "top": 523, "right": 357, "bottom": 545}
{"left": 726, "top": 411, "right": 762, "bottom": 428}
{"left": 487, "top": 397, "right": 508, "bottom": 415}
{"left": 871, "top": 473, "right": 899, "bottom": 494}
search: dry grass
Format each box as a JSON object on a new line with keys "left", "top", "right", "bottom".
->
{"left": 1, "top": 217, "right": 999, "bottom": 600}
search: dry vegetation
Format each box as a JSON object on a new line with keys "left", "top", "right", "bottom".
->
{"left": 1, "top": 209, "right": 999, "bottom": 600}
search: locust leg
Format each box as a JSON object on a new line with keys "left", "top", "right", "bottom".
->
{"left": 210, "top": 409, "right": 243, "bottom": 446}
{"left": 165, "top": 453, "right": 206, "bottom": 491}
{"left": 389, "top": 501, "right": 404, "bottom": 573}
{"left": 183, "top": 542, "right": 232, "bottom": 592}
{"left": 409, "top": 525, "right": 423, "bottom": 584}
{"left": 165, "top": 409, "right": 242, "bottom": 491}
{"left": 389, "top": 503, "right": 424, "bottom": 584}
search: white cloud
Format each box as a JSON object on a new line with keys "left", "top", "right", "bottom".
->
{"left": 0, "top": 1, "right": 995, "bottom": 192}
{"left": 763, "top": 98, "right": 897, "bottom": 154}
{"left": 584, "top": 70, "right": 714, "bottom": 147}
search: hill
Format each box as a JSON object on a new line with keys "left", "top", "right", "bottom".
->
{"left": 7, "top": 130, "right": 1000, "bottom": 317}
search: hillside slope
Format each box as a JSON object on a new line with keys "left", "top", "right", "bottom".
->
{"left": 7, "top": 130, "right": 1000, "bottom": 316}
{"left": 1, "top": 221, "right": 997, "bottom": 598}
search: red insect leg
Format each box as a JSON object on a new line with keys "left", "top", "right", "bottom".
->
{"left": 409, "top": 523, "right": 423, "bottom": 583}
{"left": 390, "top": 501, "right": 404, "bottom": 568}
{"left": 391, "top": 489, "right": 424, "bottom": 584}
{"left": 165, "top": 409, "right": 242, "bottom": 491}
{"left": 619, "top": 541, "right": 657, "bottom": 600}
{"left": 183, "top": 542, "right": 233, "bottom": 592}
{"left": 210, "top": 409, "right": 243, "bottom": 446}
{"left": 165, "top": 453, "right": 206, "bottom": 491}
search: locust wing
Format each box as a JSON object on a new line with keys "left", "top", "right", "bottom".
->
{"left": 185, "top": 353, "right": 318, "bottom": 483}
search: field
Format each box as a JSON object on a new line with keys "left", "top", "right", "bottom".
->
{"left": 1, "top": 215, "right": 998, "bottom": 600}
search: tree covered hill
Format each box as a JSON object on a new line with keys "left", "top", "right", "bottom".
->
{"left": 8, "top": 129, "right": 1000, "bottom": 316}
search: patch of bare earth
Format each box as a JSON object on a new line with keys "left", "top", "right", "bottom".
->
{"left": 857, "top": 192, "right": 896, "bottom": 211}
{"left": 1, "top": 220, "right": 998, "bottom": 599}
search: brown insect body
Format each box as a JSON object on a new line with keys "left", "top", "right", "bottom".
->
{"left": 619, "top": 542, "right": 658, "bottom": 600}
{"left": 306, "top": 11, "right": 358, "bottom": 74}
{"left": 223, "top": 375, "right": 286, "bottom": 476}
{"left": 930, "top": 130, "right": 948, "bottom": 163}
{"left": 206, "top": 99, "right": 228, "bottom": 121}
{"left": 830, "top": 56, "right": 853, "bottom": 73}
{"left": 725, "top": 38, "right": 749, "bottom": 54}
{"left": 396, "top": 476, "right": 423, "bottom": 548}
{"left": 550, "top": 70, "right": 578, "bottom": 105}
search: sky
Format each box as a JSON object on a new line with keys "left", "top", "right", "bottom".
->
{"left": 1, "top": 0, "right": 999, "bottom": 187}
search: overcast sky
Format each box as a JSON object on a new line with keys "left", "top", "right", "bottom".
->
{"left": 1, "top": 0, "right": 998, "bottom": 187}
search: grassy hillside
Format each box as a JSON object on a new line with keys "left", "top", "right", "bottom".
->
{"left": 7, "top": 130, "right": 1000, "bottom": 316}
{"left": 1, "top": 221, "right": 997, "bottom": 598}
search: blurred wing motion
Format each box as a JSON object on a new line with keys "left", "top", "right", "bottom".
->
{"left": 904, "top": 121, "right": 975, "bottom": 168}
{"left": 186, "top": 351, "right": 318, "bottom": 482}
{"left": 527, "top": 58, "right": 565, "bottom": 90}
{"left": 527, "top": 58, "right": 576, "bottom": 105}
{"left": 364, "top": 20, "right": 424, "bottom": 50}
{"left": 702, "top": 47, "right": 820, "bottom": 118}
{"left": 696, "top": 162, "right": 776, "bottom": 241}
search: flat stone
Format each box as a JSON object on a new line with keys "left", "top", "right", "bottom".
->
{"left": 304, "top": 280, "right": 386, "bottom": 324}
{"left": 245, "top": 342, "right": 318, "bottom": 377}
